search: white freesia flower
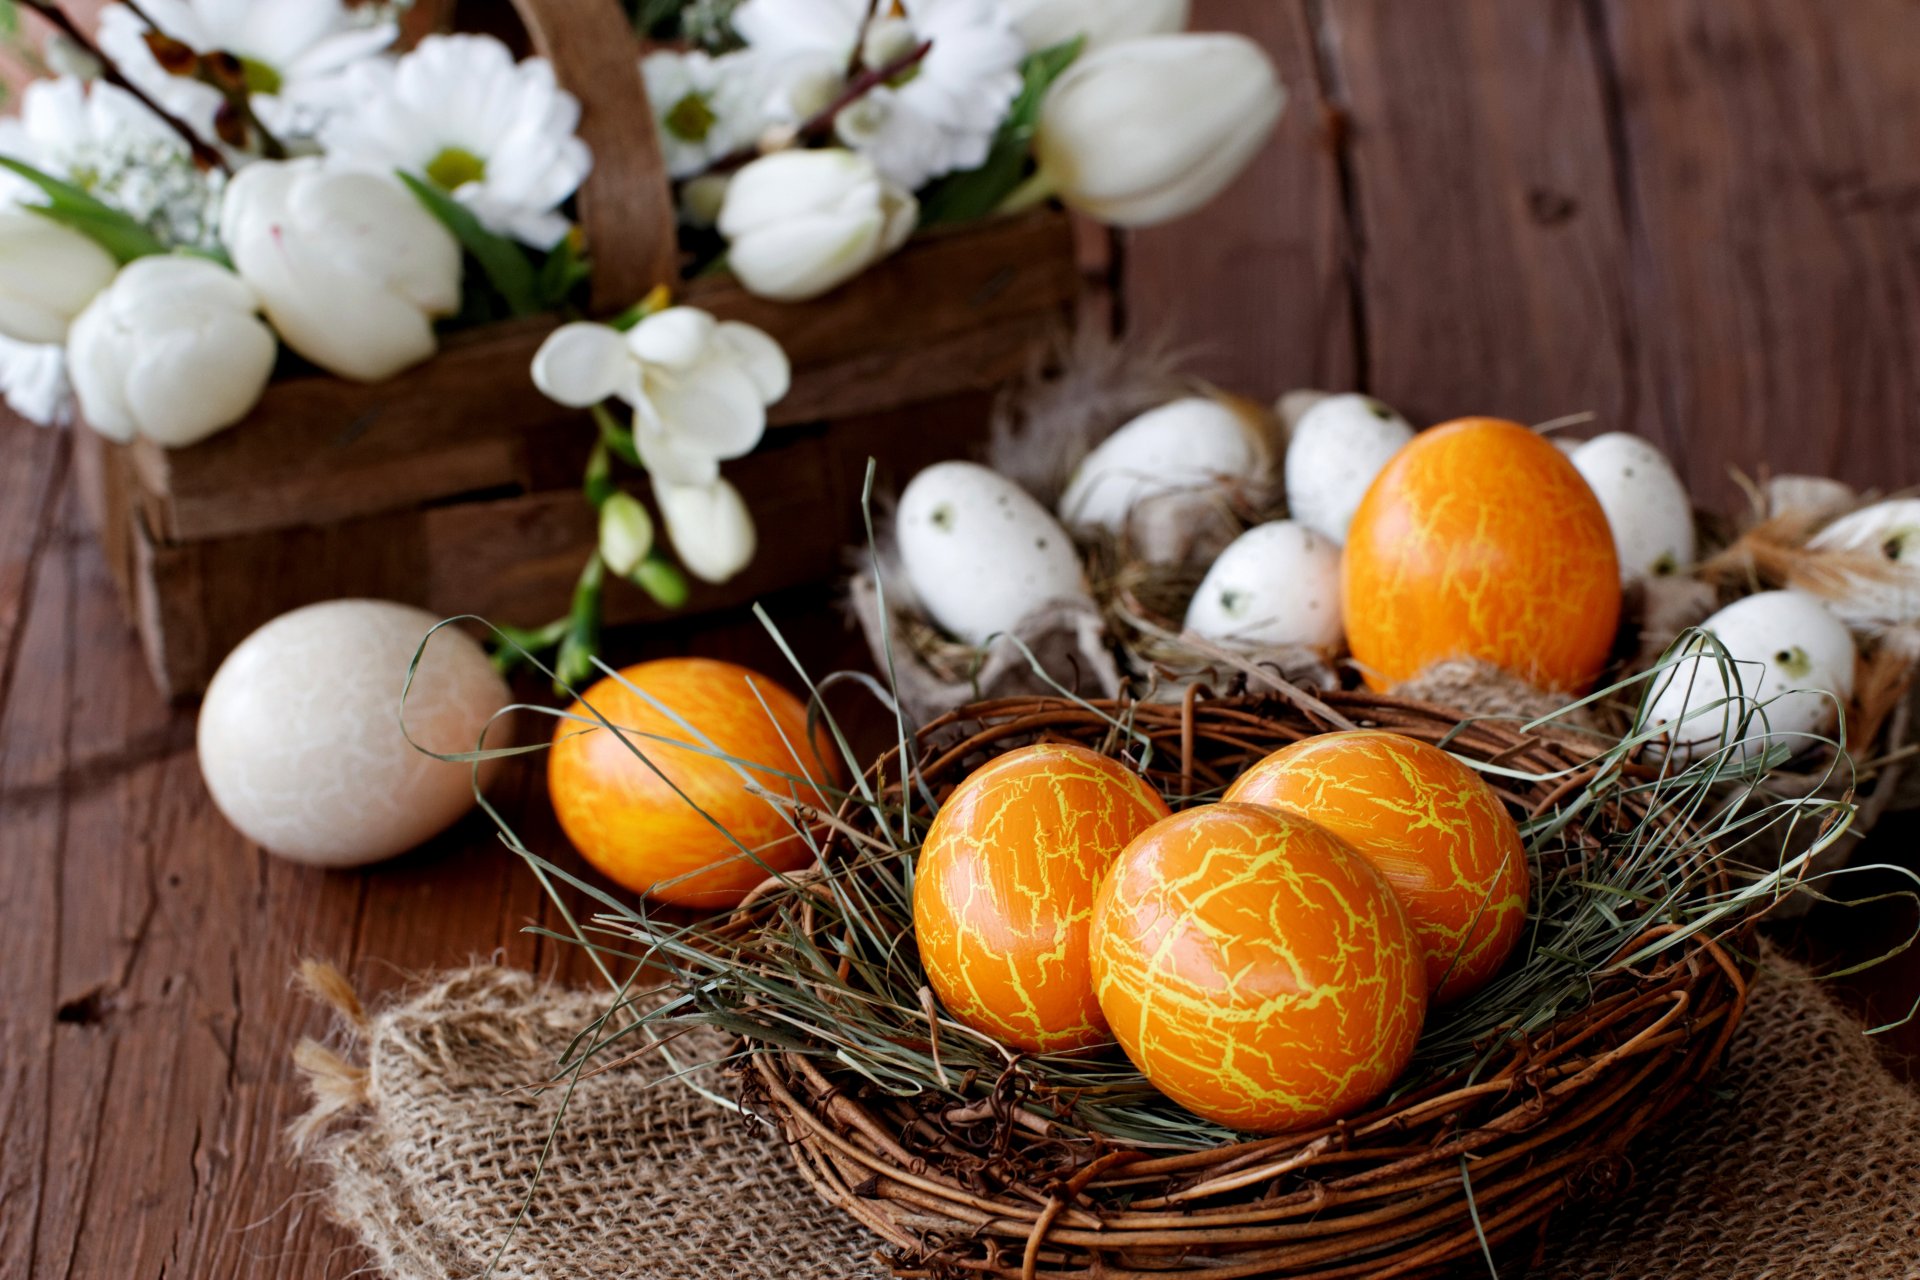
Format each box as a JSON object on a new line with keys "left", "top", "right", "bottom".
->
{"left": 642, "top": 49, "right": 767, "bottom": 179}
{"left": 1002, "top": 0, "right": 1188, "bottom": 51}
{"left": 733, "top": 0, "right": 1024, "bottom": 189}
{"left": 1033, "top": 33, "right": 1283, "bottom": 226}
{"left": 532, "top": 308, "right": 790, "bottom": 487}
{"left": 0, "top": 76, "right": 225, "bottom": 250}
{"left": 718, "top": 149, "right": 917, "bottom": 301}
{"left": 97, "top": 0, "right": 397, "bottom": 144}
{"left": 67, "top": 255, "right": 276, "bottom": 447}
{"left": 220, "top": 158, "right": 461, "bottom": 382}
{"left": 320, "top": 34, "right": 592, "bottom": 248}
{"left": 0, "top": 335, "right": 72, "bottom": 427}
{"left": 0, "top": 207, "right": 118, "bottom": 345}
{"left": 655, "top": 475, "right": 758, "bottom": 584}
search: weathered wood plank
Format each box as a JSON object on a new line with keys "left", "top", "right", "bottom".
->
{"left": 1592, "top": 0, "right": 1920, "bottom": 501}
{"left": 1125, "top": 0, "right": 1357, "bottom": 401}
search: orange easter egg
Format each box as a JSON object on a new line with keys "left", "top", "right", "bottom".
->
{"left": 1342, "top": 417, "right": 1620, "bottom": 692}
{"left": 1224, "top": 730, "right": 1529, "bottom": 1003}
{"left": 1091, "top": 803, "right": 1426, "bottom": 1132}
{"left": 548, "top": 658, "right": 838, "bottom": 910}
{"left": 914, "top": 743, "right": 1171, "bottom": 1053}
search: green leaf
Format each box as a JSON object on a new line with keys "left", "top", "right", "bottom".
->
{"left": 397, "top": 170, "right": 540, "bottom": 317}
{"left": 0, "top": 156, "right": 167, "bottom": 262}
{"left": 537, "top": 231, "right": 593, "bottom": 310}
{"left": 917, "top": 37, "right": 1083, "bottom": 227}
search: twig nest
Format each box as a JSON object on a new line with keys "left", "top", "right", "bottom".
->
{"left": 1057, "top": 394, "right": 1275, "bottom": 565}
{"left": 1182, "top": 520, "right": 1342, "bottom": 651}
{"left": 1282, "top": 392, "right": 1414, "bottom": 544}
{"left": 1643, "top": 590, "right": 1856, "bottom": 763}
{"left": 896, "top": 461, "right": 1089, "bottom": 646}
{"left": 1569, "top": 432, "right": 1697, "bottom": 584}
{"left": 1807, "top": 498, "right": 1920, "bottom": 628}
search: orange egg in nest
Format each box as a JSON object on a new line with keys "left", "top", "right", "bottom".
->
{"left": 914, "top": 743, "right": 1171, "bottom": 1054}
{"left": 1090, "top": 803, "right": 1426, "bottom": 1132}
{"left": 1224, "top": 730, "right": 1529, "bottom": 1003}
{"left": 548, "top": 658, "right": 838, "bottom": 910}
{"left": 1343, "top": 417, "right": 1621, "bottom": 693}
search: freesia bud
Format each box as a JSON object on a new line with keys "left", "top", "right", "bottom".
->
{"left": 717, "top": 149, "right": 918, "bottom": 302}
{"left": 1033, "top": 33, "right": 1283, "bottom": 227}
{"left": 0, "top": 208, "right": 118, "bottom": 345}
{"left": 67, "top": 255, "right": 276, "bottom": 448}
{"left": 655, "top": 475, "right": 757, "bottom": 584}
{"left": 1002, "top": 0, "right": 1188, "bottom": 52}
{"left": 220, "top": 158, "right": 462, "bottom": 382}
{"left": 598, "top": 491, "right": 655, "bottom": 577}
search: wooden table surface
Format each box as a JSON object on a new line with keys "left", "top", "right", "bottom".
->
{"left": 5, "top": 2, "right": 1920, "bottom": 1277}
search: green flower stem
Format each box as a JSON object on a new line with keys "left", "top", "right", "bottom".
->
{"left": 554, "top": 553, "right": 607, "bottom": 692}
{"left": 591, "top": 403, "right": 642, "bottom": 467}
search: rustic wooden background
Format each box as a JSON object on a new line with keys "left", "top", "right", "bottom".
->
{"left": 3, "top": 2, "right": 1919, "bottom": 1278}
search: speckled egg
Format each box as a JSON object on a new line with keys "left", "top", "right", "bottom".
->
{"left": 1224, "top": 730, "right": 1529, "bottom": 1003}
{"left": 197, "top": 600, "right": 510, "bottom": 867}
{"left": 914, "top": 743, "right": 1171, "bottom": 1053}
{"left": 1091, "top": 803, "right": 1427, "bottom": 1132}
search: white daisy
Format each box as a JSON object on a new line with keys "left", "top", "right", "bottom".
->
{"left": 319, "top": 34, "right": 593, "bottom": 249}
{"left": 0, "top": 76, "right": 225, "bottom": 250}
{"left": 96, "top": 0, "right": 397, "bottom": 146}
{"left": 641, "top": 48, "right": 768, "bottom": 179}
{"left": 0, "top": 335, "right": 72, "bottom": 428}
{"left": 733, "top": 0, "right": 1023, "bottom": 189}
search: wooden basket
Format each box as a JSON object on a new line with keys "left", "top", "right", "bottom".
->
{"left": 72, "top": 0, "right": 1092, "bottom": 698}
{"left": 741, "top": 691, "right": 1752, "bottom": 1279}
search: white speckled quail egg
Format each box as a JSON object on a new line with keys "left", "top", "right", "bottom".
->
{"left": 1057, "top": 397, "right": 1272, "bottom": 562}
{"left": 1807, "top": 498, "right": 1920, "bottom": 627}
{"left": 197, "top": 600, "right": 511, "bottom": 866}
{"left": 897, "top": 462, "right": 1089, "bottom": 646}
{"left": 1183, "top": 521, "right": 1343, "bottom": 651}
{"left": 1276, "top": 388, "right": 1330, "bottom": 435}
{"left": 1642, "top": 590, "right": 1855, "bottom": 763}
{"left": 1283, "top": 393, "right": 1414, "bottom": 544}
{"left": 1569, "top": 432, "right": 1697, "bottom": 584}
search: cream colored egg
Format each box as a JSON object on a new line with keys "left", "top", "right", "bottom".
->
{"left": 197, "top": 600, "right": 511, "bottom": 866}
{"left": 1642, "top": 590, "right": 1855, "bottom": 764}
{"left": 1283, "top": 393, "right": 1414, "bottom": 544}
{"left": 1183, "top": 520, "right": 1342, "bottom": 650}
{"left": 1058, "top": 397, "right": 1272, "bottom": 563}
{"left": 1807, "top": 498, "right": 1920, "bottom": 627}
{"left": 1569, "top": 432, "right": 1696, "bottom": 584}
{"left": 897, "top": 462, "right": 1089, "bottom": 646}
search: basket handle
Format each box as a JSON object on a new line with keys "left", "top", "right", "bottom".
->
{"left": 507, "top": 0, "right": 680, "bottom": 311}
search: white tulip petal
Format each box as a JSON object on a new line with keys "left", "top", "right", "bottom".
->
{"left": 532, "top": 322, "right": 633, "bottom": 407}
{"left": 718, "top": 148, "right": 876, "bottom": 237}
{"left": 727, "top": 209, "right": 885, "bottom": 301}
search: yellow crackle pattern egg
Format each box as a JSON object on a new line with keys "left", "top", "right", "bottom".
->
{"left": 1225, "top": 730, "right": 1530, "bottom": 1003}
{"left": 914, "top": 743, "right": 1171, "bottom": 1053}
{"left": 1090, "top": 803, "right": 1427, "bottom": 1132}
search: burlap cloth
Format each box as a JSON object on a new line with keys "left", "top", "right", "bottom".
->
{"left": 292, "top": 945, "right": 1920, "bottom": 1279}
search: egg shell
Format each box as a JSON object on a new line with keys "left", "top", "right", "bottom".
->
{"left": 1091, "top": 803, "right": 1427, "bottom": 1133}
{"left": 1569, "top": 432, "right": 1697, "bottom": 584}
{"left": 897, "top": 461, "right": 1088, "bottom": 646}
{"left": 1276, "top": 388, "right": 1330, "bottom": 434}
{"left": 1224, "top": 730, "right": 1529, "bottom": 1003}
{"left": 913, "top": 743, "right": 1171, "bottom": 1053}
{"left": 1283, "top": 393, "right": 1415, "bottom": 544}
{"left": 1058, "top": 397, "right": 1272, "bottom": 562}
{"left": 1642, "top": 589, "right": 1856, "bottom": 763}
{"left": 1182, "top": 520, "right": 1343, "bottom": 650}
{"left": 549, "top": 658, "right": 839, "bottom": 909}
{"left": 1342, "top": 418, "right": 1622, "bottom": 693}
{"left": 1807, "top": 498, "right": 1920, "bottom": 627}
{"left": 197, "top": 600, "right": 509, "bottom": 867}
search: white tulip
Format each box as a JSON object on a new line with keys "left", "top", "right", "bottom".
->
{"left": 67, "top": 255, "right": 276, "bottom": 448}
{"left": 531, "top": 307, "right": 790, "bottom": 487}
{"left": 219, "top": 158, "right": 461, "bottom": 382}
{"left": 717, "top": 149, "right": 918, "bottom": 302}
{"left": 0, "top": 207, "right": 117, "bottom": 345}
{"left": 655, "top": 474, "right": 757, "bottom": 584}
{"left": 1032, "top": 33, "right": 1283, "bottom": 227}
{"left": 1002, "top": 0, "right": 1187, "bottom": 52}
